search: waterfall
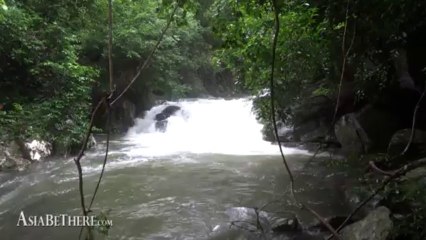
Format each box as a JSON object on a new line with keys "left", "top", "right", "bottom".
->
{"left": 125, "top": 98, "right": 305, "bottom": 156}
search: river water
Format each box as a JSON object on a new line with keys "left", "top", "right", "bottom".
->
{"left": 0, "top": 98, "right": 349, "bottom": 239}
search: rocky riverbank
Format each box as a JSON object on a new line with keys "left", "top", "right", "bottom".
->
{"left": 0, "top": 136, "right": 96, "bottom": 171}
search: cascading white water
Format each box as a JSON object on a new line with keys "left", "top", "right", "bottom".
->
{"left": 125, "top": 98, "right": 305, "bottom": 156}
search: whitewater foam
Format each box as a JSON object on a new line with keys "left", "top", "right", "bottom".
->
{"left": 125, "top": 98, "right": 307, "bottom": 156}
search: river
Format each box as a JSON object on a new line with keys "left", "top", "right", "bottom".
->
{"left": 0, "top": 98, "right": 350, "bottom": 239}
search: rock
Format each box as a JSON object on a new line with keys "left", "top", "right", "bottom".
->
{"left": 0, "top": 139, "right": 52, "bottom": 171}
{"left": 107, "top": 99, "right": 136, "bottom": 133}
{"left": 334, "top": 113, "right": 371, "bottom": 156}
{"left": 225, "top": 207, "right": 270, "bottom": 232}
{"left": 0, "top": 141, "right": 29, "bottom": 171}
{"left": 403, "top": 161, "right": 426, "bottom": 181}
{"left": 341, "top": 206, "right": 393, "bottom": 240}
{"left": 225, "top": 207, "right": 300, "bottom": 234}
{"left": 0, "top": 151, "right": 18, "bottom": 169}
{"left": 260, "top": 96, "right": 334, "bottom": 143}
{"left": 155, "top": 120, "right": 168, "bottom": 132}
{"left": 87, "top": 134, "right": 97, "bottom": 149}
{"left": 154, "top": 105, "right": 181, "bottom": 121}
{"left": 24, "top": 140, "right": 52, "bottom": 161}
{"left": 387, "top": 129, "right": 426, "bottom": 159}
{"left": 153, "top": 105, "right": 181, "bottom": 132}
{"left": 355, "top": 105, "right": 400, "bottom": 150}
{"left": 277, "top": 128, "right": 295, "bottom": 142}
{"left": 291, "top": 96, "right": 334, "bottom": 143}
{"left": 271, "top": 217, "right": 299, "bottom": 233}
{"left": 334, "top": 105, "right": 400, "bottom": 156}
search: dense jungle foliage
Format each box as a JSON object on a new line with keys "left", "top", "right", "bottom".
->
{"left": 0, "top": 0, "right": 219, "bottom": 151}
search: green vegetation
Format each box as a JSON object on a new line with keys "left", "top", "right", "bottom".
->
{"left": 0, "top": 1, "right": 98, "bottom": 150}
{"left": 0, "top": 0, "right": 227, "bottom": 151}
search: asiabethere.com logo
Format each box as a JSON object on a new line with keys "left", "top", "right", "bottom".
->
{"left": 16, "top": 211, "right": 113, "bottom": 227}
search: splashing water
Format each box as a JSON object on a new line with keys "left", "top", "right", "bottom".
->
{"left": 125, "top": 98, "right": 305, "bottom": 156}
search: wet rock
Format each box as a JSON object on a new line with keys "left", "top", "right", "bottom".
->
{"left": 225, "top": 207, "right": 270, "bottom": 232}
{"left": 95, "top": 98, "right": 137, "bottom": 133}
{"left": 25, "top": 140, "right": 52, "bottom": 161}
{"left": 155, "top": 105, "right": 181, "bottom": 121}
{"left": 341, "top": 206, "right": 393, "bottom": 240}
{"left": 225, "top": 207, "right": 301, "bottom": 234}
{"left": 87, "top": 134, "right": 97, "bottom": 149}
{"left": 154, "top": 105, "right": 181, "bottom": 132}
{"left": 155, "top": 120, "right": 168, "bottom": 132}
{"left": 387, "top": 129, "right": 426, "bottom": 159}
{"left": 404, "top": 164, "right": 426, "bottom": 180}
{"left": 334, "top": 105, "right": 401, "bottom": 156}
{"left": 262, "top": 96, "right": 334, "bottom": 143}
{"left": 0, "top": 139, "right": 52, "bottom": 171}
{"left": 355, "top": 106, "right": 399, "bottom": 150}
{"left": 271, "top": 217, "right": 299, "bottom": 233}
{"left": 0, "top": 141, "right": 29, "bottom": 171}
{"left": 0, "top": 150, "right": 18, "bottom": 169}
{"left": 334, "top": 113, "right": 371, "bottom": 156}
{"left": 291, "top": 96, "right": 334, "bottom": 143}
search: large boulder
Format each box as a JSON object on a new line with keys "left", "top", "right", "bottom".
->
{"left": 1, "top": 141, "right": 29, "bottom": 171}
{"left": 334, "top": 105, "right": 400, "bottom": 155}
{"left": 387, "top": 129, "right": 426, "bottom": 159}
{"left": 154, "top": 105, "right": 181, "bottom": 132}
{"left": 87, "top": 134, "right": 97, "bottom": 150}
{"left": 0, "top": 140, "right": 52, "bottom": 171}
{"left": 356, "top": 106, "right": 400, "bottom": 150}
{"left": 341, "top": 206, "right": 393, "bottom": 240}
{"left": 154, "top": 105, "right": 181, "bottom": 121}
{"left": 111, "top": 99, "right": 136, "bottom": 132}
{"left": 334, "top": 113, "right": 372, "bottom": 156}
{"left": 284, "top": 96, "right": 334, "bottom": 143}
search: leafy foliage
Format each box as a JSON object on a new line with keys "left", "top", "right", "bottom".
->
{"left": 210, "top": 0, "right": 331, "bottom": 126}
{"left": 80, "top": 0, "right": 216, "bottom": 100}
{"left": 0, "top": 0, "right": 223, "bottom": 150}
{"left": 0, "top": 3, "right": 97, "bottom": 151}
